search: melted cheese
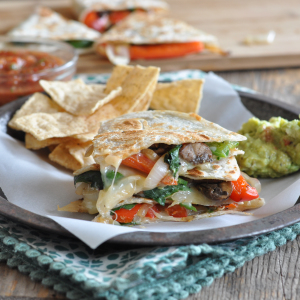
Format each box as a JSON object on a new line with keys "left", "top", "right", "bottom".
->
{"left": 96, "top": 155, "right": 147, "bottom": 217}
{"left": 96, "top": 175, "right": 146, "bottom": 216}
{"left": 105, "top": 44, "right": 130, "bottom": 65}
{"left": 170, "top": 186, "right": 234, "bottom": 206}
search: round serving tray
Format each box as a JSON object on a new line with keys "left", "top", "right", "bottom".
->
{"left": 1, "top": 90, "right": 300, "bottom": 246}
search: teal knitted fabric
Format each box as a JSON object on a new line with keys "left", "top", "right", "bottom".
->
{"left": 1, "top": 215, "right": 299, "bottom": 300}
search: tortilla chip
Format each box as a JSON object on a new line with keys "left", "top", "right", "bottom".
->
{"left": 49, "top": 143, "right": 82, "bottom": 171}
{"left": 132, "top": 76, "right": 158, "bottom": 112}
{"left": 150, "top": 79, "right": 204, "bottom": 113}
{"left": 40, "top": 79, "right": 122, "bottom": 116}
{"left": 105, "top": 65, "right": 133, "bottom": 93}
{"left": 25, "top": 133, "right": 72, "bottom": 150}
{"left": 49, "top": 140, "right": 95, "bottom": 171}
{"left": 48, "top": 145, "right": 57, "bottom": 152}
{"left": 73, "top": 131, "right": 99, "bottom": 142}
{"left": 66, "top": 140, "right": 95, "bottom": 167}
{"left": 8, "top": 92, "right": 63, "bottom": 130}
{"left": 104, "top": 65, "right": 160, "bottom": 115}
{"left": 13, "top": 112, "right": 89, "bottom": 141}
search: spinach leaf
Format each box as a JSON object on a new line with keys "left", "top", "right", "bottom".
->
{"left": 105, "top": 170, "right": 124, "bottom": 186}
{"left": 164, "top": 144, "right": 182, "bottom": 177}
{"left": 74, "top": 171, "right": 103, "bottom": 190}
{"left": 112, "top": 204, "right": 136, "bottom": 212}
{"left": 143, "top": 183, "right": 190, "bottom": 206}
{"left": 178, "top": 178, "right": 188, "bottom": 185}
{"left": 65, "top": 40, "right": 94, "bottom": 49}
{"left": 119, "top": 222, "right": 138, "bottom": 226}
{"left": 180, "top": 203, "right": 197, "bottom": 212}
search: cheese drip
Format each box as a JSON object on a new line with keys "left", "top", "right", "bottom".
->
{"left": 96, "top": 155, "right": 146, "bottom": 217}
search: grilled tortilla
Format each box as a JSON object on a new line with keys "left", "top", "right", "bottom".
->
{"left": 61, "top": 111, "right": 264, "bottom": 225}
{"left": 8, "top": 7, "right": 100, "bottom": 54}
{"left": 95, "top": 12, "right": 221, "bottom": 64}
{"left": 73, "top": 0, "right": 168, "bottom": 33}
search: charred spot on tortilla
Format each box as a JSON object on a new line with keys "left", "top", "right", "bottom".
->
{"left": 199, "top": 134, "right": 210, "bottom": 140}
{"left": 187, "top": 169, "right": 205, "bottom": 177}
{"left": 111, "top": 119, "right": 144, "bottom": 131}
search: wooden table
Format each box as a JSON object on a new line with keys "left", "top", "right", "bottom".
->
{"left": 1, "top": 1, "right": 300, "bottom": 299}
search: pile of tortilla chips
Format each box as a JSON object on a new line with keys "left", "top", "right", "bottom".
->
{"left": 8, "top": 65, "right": 204, "bottom": 171}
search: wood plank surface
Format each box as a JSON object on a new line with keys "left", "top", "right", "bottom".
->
{"left": 1, "top": 0, "right": 300, "bottom": 71}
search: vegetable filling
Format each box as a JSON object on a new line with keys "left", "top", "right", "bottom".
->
{"left": 73, "top": 141, "right": 261, "bottom": 224}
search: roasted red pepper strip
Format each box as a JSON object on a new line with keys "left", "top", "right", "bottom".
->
{"left": 145, "top": 205, "right": 160, "bottom": 219}
{"left": 122, "top": 153, "right": 177, "bottom": 185}
{"left": 113, "top": 204, "right": 161, "bottom": 223}
{"left": 166, "top": 205, "right": 188, "bottom": 218}
{"left": 161, "top": 174, "right": 178, "bottom": 185}
{"left": 121, "top": 153, "right": 156, "bottom": 174}
{"left": 230, "top": 175, "right": 259, "bottom": 202}
{"left": 109, "top": 10, "right": 131, "bottom": 24}
{"left": 83, "top": 11, "right": 108, "bottom": 32}
{"left": 130, "top": 41, "right": 204, "bottom": 60}
{"left": 112, "top": 204, "right": 143, "bottom": 223}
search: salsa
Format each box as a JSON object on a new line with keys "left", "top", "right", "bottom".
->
{"left": 0, "top": 50, "right": 65, "bottom": 105}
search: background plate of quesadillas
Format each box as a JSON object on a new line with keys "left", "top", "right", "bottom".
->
{"left": 1, "top": 72, "right": 300, "bottom": 248}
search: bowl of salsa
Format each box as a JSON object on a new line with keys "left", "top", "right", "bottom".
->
{"left": 0, "top": 36, "right": 78, "bottom": 105}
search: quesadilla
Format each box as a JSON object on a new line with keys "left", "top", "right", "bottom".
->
{"left": 95, "top": 12, "right": 223, "bottom": 65}
{"left": 8, "top": 7, "right": 100, "bottom": 54}
{"left": 60, "top": 111, "right": 264, "bottom": 225}
{"left": 73, "top": 0, "right": 168, "bottom": 33}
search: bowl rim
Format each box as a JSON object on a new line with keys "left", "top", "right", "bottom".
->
{"left": 0, "top": 35, "right": 78, "bottom": 77}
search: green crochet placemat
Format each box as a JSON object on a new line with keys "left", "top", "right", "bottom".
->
{"left": 0, "top": 70, "right": 293, "bottom": 300}
{"left": 1, "top": 215, "right": 299, "bottom": 300}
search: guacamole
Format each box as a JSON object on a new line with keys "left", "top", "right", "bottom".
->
{"left": 236, "top": 117, "right": 300, "bottom": 178}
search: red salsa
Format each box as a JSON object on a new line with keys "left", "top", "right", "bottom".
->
{"left": 0, "top": 50, "right": 65, "bottom": 105}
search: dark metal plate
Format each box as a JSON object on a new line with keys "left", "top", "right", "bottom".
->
{"left": 1, "top": 90, "right": 300, "bottom": 246}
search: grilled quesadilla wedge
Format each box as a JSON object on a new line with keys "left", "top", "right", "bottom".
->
{"left": 95, "top": 12, "right": 224, "bottom": 65}
{"left": 8, "top": 7, "right": 100, "bottom": 54}
{"left": 73, "top": 0, "right": 168, "bottom": 33}
{"left": 60, "top": 111, "right": 264, "bottom": 225}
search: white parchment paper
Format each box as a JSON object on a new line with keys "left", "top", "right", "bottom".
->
{"left": 1, "top": 72, "right": 300, "bottom": 249}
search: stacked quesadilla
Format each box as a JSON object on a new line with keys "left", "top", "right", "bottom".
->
{"left": 60, "top": 111, "right": 264, "bottom": 225}
{"left": 8, "top": 7, "right": 100, "bottom": 54}
{"left": 73, "top": 0, "right": 168, "bottom": 32}
{"left": 95, "top": 12, "right": 221, "bottom": 65}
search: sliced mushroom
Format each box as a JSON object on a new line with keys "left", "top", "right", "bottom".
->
{"left": 149, "top": 143, "right": 172, "bottom": 155}
{"left": 179, "top": 143, "right": 212, "bottom": 165}
{"left": 195, "top": 181, "right": 233, "bottom": 201}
